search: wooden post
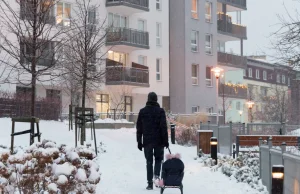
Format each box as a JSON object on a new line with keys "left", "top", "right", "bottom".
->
{"left": 93, "top": 118, "right": 97, "bottom": 155}
{"left": 36, "top": 121, "right": 40, "bottom": 142}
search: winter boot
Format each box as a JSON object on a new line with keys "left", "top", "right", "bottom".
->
{"left": 154, "top": 175, "right": 161, "bottom": 188}
{"left": 146, "top": 182, "right": 153, "bottom": 190}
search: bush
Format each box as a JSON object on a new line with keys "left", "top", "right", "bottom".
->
{"left": 175, "top": 125, "right": 197, "bottom": 146}
{"left": 176, "top": 113, "right": 208, "bottom": 127}
{"left": 0, "top": 140, "right": 100, "bottom": 193}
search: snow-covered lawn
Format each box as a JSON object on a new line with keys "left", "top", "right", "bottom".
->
{"left": 0, "top": 118, "right": 263, "bottom": 194}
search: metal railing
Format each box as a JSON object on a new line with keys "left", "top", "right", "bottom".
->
{"left": 106, "top": 0, "right": 149, "bottom": 10}
{"left": 217, "top": 0, "right": 247, "bottom": 9}
{"left": 106, "top": 66, "right": 149, "bottom": 86}
{"left": 219, "top": 83, "right": 247, "bottom": 99}
{"left": 217, "top": 52, "right": 247, "bottom": 68}
{"left": 217, "top": 13, "right": 247, "bottom": 39}
{"left": 106, "top": 27, "right": 149, "bottom": 49}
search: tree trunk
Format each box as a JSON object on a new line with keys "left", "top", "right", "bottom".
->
{"left": 81, "top": 67, "right": 87, "bottom": 145}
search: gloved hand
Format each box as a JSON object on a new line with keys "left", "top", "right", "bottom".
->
{"left": 138, "top": 142, "right": 143, "bottom": 151}
{"left": 165, "top": 142, "right": 169, "bottom": 149}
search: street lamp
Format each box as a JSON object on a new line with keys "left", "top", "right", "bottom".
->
{"left": 246, "top": 101, "right": 254, "bottom": 123}
{"left": 238, "top": 110, "right": 243, "bottom": 123}
{"left": 211, "top": 67, "right": 224, "bottom": 125}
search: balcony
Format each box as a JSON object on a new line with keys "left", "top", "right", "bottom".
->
{"left": 219, "top": 83, "right": 247, "bottom": 99}
{"left": 106, "top": 0, "right": 149, "bottom": 15}
{"left": 106, "top": 27, "right": 149, "bottom": 51}
{"left": 217, "top": 0, "right": 247, "bottom": 11}
{"left": 217, "top": 13, "right": 247, "bottom": 39}
{"left": 105, "top": 59, "right": 149, "bottom": 87}
{"left": 217, "top": 52, "right": 247, "bottom": 68}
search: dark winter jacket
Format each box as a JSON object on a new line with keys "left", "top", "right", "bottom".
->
{"left": 136, "top": 92, "right": 168, "bottom": 147}
{"left": 161, "top": 155, "right": 184, "bottom": 186}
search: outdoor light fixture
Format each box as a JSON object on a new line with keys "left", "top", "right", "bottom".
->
{"left": 239, "top": 110, "right": 243, "bottom": 115}
{"left": 211, "top": 67, "right": 224, "bottom": 79}
{"left": 272, "top": 165, "right": 284, "bottom": 194}
{"left": 108, "top": 50, "right": 113, "bottom": 54}
{"left": 246, "top": 101, "right": 254, "bottom": 109}
{"left": 210, "top": 137, "right": 218, "bottom": 165}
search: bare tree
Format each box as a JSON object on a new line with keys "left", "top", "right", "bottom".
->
{"left": 62, "top": 0, "right": 108, "bottom": 145}
{"left": 0, "top": 0, "right": 66, "bottom": 127}
{"left": 108, "top": 86, "right": 133, "bottom": 119}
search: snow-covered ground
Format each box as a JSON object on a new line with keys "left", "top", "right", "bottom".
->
{"left": 0, "top": 118, "right": 263, "bottom": 194}
{"left": 94, "top": 118, "right": 133, "bottom": 124}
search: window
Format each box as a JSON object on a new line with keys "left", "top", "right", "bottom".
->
{"left": 229, "top": 100, "right": 233, "bottom": 109}
{"left": 270, "top": 74, "right": 273, "bottom": 80}
{"left": 57, "top": 2, "right": 71, "bottom": 26}
{"left": 282, "top": 75, "right": 285, "bottom": 84}
{"left": 288, "top": 77, "right": 291, "bottom": 86}
{"left": 21, "top": 0, "right": 55, "bottom": 24}
{"left": 263, "top": 71, "right": 267, "bottom": 80}
{"left": 96, "top": 94, "right": 109, "bottom": 117}
{"left": 191, "top": 0, "right": 198, "bottom": 19}
{"left": 88, "top": 9, "right": 96, "bottom": 24}
{"left": 192, "top": 64, "right": 199, "bottom": 85}
{"left": 205, "top": 34, "right": 212, "bottom": 54}
{"left": 156, "top": 0, "right": 161, "bottom": 10}
{"left": 217, "top": 41, "right": 225, "bottom": 52}
{"left": 205, "top": 2, "right": 212, "bottom": 23}
{"left": 108, "top": 51, "right": 126, "bottom": 65}
{"left": 16, "top": 86, "right": 32, "bottom": 98}
{"left": 156, "top": 23, "right": 162, "bottom": 46}
{"left": 46, "top": 89, "right": 61, "bottom": 101}
{"left": 192, "top": 106, "right": 200, "bottom": 113}
{"left": 243, "top": 69, "right": 246, "bottom": 76}
{"left": 138, "top": 19, "right": 146, "bottom": 31}
{"left": 236, "top": 102, "right": 241, "bottom": 110}
{"left": 260, "top": 87, "right": 267, "bottom": 96}
{"left": 191, "top": 31, "right": 198, "bottom": 52}
{"left": 124, "top": 96, "right": 132, "bottom": 113}
{"left": 206, "top": 66, "right": 213, "bottom": 86}
{"left": 206, "top": 107, "right": 213, "bottom": 113}
{"left": 277, "top": 74, "right": 280, "bottom": 83}
{"left": 108, "top": 13, "right": 128, "bottom": 28}
{"left": 248, "top": 68, "right": 252, "bottom": 77}
{"left": 156, "top": 58, "right": 162, "bottom": 81}
{"left": 138, "top": 55, "right": 147, "bottom": 66}
{"left": 256, "top": 69, "right": 260, "bottom": 79}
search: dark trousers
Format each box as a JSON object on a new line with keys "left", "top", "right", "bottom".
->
{"left": 144, "top": 145, "right": 164, "bottom": 184}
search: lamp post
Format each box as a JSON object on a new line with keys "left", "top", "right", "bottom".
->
{"left": 211, "top": 67, "right": 224, "bottom": 125}
{"left": 210, "top": 137, "right": 218, "bottom": 165}
{"left": 238, "top": 110, "right": 243, "bottom": 123}
{"left": 272, "top": 165, "right": 284, "bottom": 194}
{"left": 246, "top": 101, "right": 254, "bottom": 123}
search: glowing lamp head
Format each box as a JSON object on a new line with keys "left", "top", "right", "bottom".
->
{"left": 272, "top": 165, "right": 284, "bottom": 179}
{"left": 239, "top": 110, "right": 243, "bottom": 115}
{"left": 211, "top": 67, "right": 223, "bottom": 79}
{"left": 108, "top": 50, "right": 113, "bottom": 54}
{"left": 210, "top": 137, "right": 218, "bottom": 145}
{"left": 247, "top": 101, "right": 254, "bottom": 109}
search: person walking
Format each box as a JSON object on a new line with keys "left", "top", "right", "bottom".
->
{"left": 136, "top": 92, "right": 169, "bottom": 190}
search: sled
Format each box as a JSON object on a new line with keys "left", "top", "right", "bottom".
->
{"left": 160, "top": 185, "right": 183, "bottom": 194}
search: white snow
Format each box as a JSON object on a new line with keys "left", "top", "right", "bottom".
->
{"left": 76, "top": 168, "right": 87, "bottom": 182}
{"left": 0, "top": 118, "right": 264, "bottom": 194}
{"left": 94, "top": 118, "right": 133, "bottom": 124}
{"left": 52, "top": 162, "right": 76, "bottom": 176}
{"left": 57, "top": 175, "right": 68, "bottom": 185}
{"left": 47, "top": 183, "right": 58, "bottom": 192}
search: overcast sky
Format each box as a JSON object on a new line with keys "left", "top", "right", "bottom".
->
{"left": 227, "top": 0, "right": 299, "bottom": 60}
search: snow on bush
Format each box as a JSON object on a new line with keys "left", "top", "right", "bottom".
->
{"left": 198, "top": 152, "right": 268, "bottom": 193}
{"left": 0, "top": 139, "right": 101, "bottom": 193}
{"left": 175, "top": 125, "right": 198, "bottom": 146}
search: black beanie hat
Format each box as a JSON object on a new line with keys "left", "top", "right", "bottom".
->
{"left": 147, "top": 92, "right": 158, "bottom": 102}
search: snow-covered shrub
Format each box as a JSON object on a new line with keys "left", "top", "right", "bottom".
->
{"left": 198, "top": 152, "right": 267, "bottom": 193}
{"left": 175, "top": 125, "right": 197, "bottom": 146}
{"left": 0, "top": 140, "right": 100, "bottom": 193}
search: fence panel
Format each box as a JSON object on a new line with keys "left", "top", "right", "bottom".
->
{"left": 247, "top": 123, "right": 283, "bottom": 135}
{"left": 283, "top": 153, "right": 300, "bottom": 194}
{"left": 260, "top": 145, "right": 271, "bottom": 191}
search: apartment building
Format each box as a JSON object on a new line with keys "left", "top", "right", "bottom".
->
{"left": 0, "top": 0, "right": 170, "bottom": 117}
{"left": 169, "top": 0, "right": 247, "bottom": 118}
{"left": 244, "top": 57, "right": 293, "bottom": 123}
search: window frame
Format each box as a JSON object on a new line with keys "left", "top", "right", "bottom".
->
{"left": 138, "top": 55, "right": 147, "bottom": 66}
{"left": 108, "top": 12, "right": 128, "bottom": 28}
{"left": 288, "top": 77, "right": 291, "bottom": 86}
{"left": 191, "top": 30, "right": 198, "bottom": 52}
{"left": 192, "top": 106, "right": 200, "bottom": 113}
{"left": 156, "top": 0, "right": 162, "bottom": 11}
{"left": 56, "top": 2, "right": 71, "bottom": 27}
{"left": 236, "top": 101, "right": 241, "bottom": 110}
{"left": 156, "top": 22, "right": 162, "bottom": 46}
{"left": 156, "top": 58, "right": 162, "bottom": 81}
{"left": 191, "top": 64, "right": 199, "bottom": 85}
{"left": 263, "top": 70, "right": 267, "bottom": 80}
{"left": 282, "top": 75, "right": 285, "bottom": 84}
{"left": 205, "top": 34, "right": 213, "bottom": 55}
{"left": 277, "top": 74, "right": 280, "bottom": 83}
{"left": 205, "top": 2, "right": 212, "bottom": 23}
{"left": 138, "top": 19, "right": 146, "bottom": 31}
{"left": 191, "top": 0, "right": 198, "bottom": 19}
{"left": 248, "top": 68, "right": 252, "bottom": 77}
{"left": 206, "top": 66, "right": 213, "bottom": 87}
{"left": 256, "top": 69, "right": 260, "bottom": 79}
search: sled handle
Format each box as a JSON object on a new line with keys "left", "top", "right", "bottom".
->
{"left": 167, "top": 147, "right": 171, "bottom": 154}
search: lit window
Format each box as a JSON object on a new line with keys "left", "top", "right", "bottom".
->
{"left": 205, "top": 34, "right": 212, "bottom": 54}
{"left": 191, "top": 31, "right": 198, "bottom": 52}
{"left": 205, "top": 2, "right": 212, "bottom": 23}
{"left": 192, "top": 64, "right": 199, "bottom": 85}
{"left": 191, "top": 0, "right": 198, "bottom": 19}
{"left": 56, "top": 2, "right": 71, "bottom": 26}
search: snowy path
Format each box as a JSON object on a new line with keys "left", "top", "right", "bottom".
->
{"left": 96, "top": 129, "right": 261, "bottom": 194}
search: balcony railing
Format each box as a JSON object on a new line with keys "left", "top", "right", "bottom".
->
{"left": 217, "top": 13, "right": 247, "bottom": 39}
{"left": 217, "top": 52, "right": 247, "bottom": 68}
{"left": 106, "top": 0, "right": 149, "bottom": 12}
{"left": 106, "top": 27, "right": 149, "bottom": 49}
{"left": 219, "top": 83, "right": 247, "bottom": 99}
{"left": 106, "top": 60, "right": 149, "bottom": 87}
{"left": 217, "top": 0, "right": 247, "bottom": 10}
